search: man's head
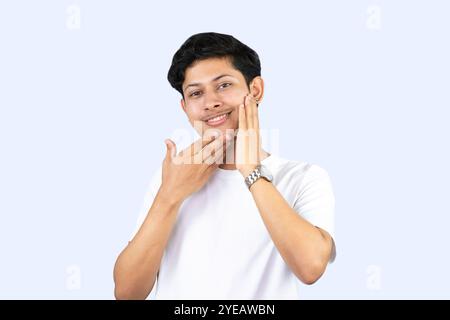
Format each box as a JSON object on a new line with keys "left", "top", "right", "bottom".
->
{"left": 167, "top": 32, "right": 264, "bottom": 136}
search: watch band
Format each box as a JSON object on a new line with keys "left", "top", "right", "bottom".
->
{"left": 245, "top": 165, "right": 262, "bottom": 190}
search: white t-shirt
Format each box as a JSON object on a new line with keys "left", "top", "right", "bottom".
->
{"left": 131, "top": 153, "right": 336, "bottom": 299}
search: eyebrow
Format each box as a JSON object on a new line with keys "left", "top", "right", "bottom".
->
{"left": 183, "top": 74, "right": 235, "bottom": 92}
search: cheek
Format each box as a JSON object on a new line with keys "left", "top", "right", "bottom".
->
{"left": 221, "top": 90, "right": 246, "bottom": 106}
{"left": 184, "top": 105, "right": 202, "bottom": 121}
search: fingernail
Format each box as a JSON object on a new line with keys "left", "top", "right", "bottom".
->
{"left": 225, "top": 133, "right": 232, "bottom": 140}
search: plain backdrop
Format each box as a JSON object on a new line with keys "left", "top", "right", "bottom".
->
{"left": 0, "top": 0, "right": 449, "bottom": 299}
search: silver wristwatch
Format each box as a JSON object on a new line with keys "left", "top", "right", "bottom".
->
{"left": 244, "top": 164, "right": 273, "bottom": 190}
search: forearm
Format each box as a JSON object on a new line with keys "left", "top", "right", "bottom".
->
{"left": 113, "top": 187, "right": 183, "bottom": 299}
{"left": 249, "top": 179, "right": 333, "bottom": 284}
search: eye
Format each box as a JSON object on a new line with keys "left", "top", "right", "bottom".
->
{"left": 218, "top": 82, "right": 232, "bottom": 90}
{"left": 189, "top": 91, "right": 202, "bottom": 98}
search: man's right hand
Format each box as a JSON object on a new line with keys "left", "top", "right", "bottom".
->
{"left": 160, "top": 132, "right": 232, "bottom": 203}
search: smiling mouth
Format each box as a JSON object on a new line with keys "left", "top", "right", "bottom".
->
{"left": 204, "top": 111, "right": 232, "bottom": 126}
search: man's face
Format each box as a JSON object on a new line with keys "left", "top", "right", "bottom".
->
{"left": 181, "top": 57, "right": 251, "bottom": 137}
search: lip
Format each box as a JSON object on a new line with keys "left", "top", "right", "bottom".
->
{"left": 203, "top": 110, "right": 232, "bottom": 121}
{"left": 204, "top": 111, "right": 231, "bottom": 127}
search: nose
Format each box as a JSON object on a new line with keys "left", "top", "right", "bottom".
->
{"left": 203, "top": 92, "right": 222, "bottom": 111}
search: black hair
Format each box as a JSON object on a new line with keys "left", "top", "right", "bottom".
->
{"left": 167, "top": 32, "right": 261, "bottom": 97}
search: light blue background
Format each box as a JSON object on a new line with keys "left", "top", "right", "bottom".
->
{"left": 0, "top": 0, "right": 449, "bottom": 299}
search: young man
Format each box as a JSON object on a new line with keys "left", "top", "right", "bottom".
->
{"left": 113, "top": 32, "right": 336, "bottom": 300}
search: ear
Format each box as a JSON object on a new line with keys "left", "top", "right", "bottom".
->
{"left": 249, "top": 76, "right": 264, "bottom": 104}
{"left": 180, "top": 98, "right": 187, "bottom": 113}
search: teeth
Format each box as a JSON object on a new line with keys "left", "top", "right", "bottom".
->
{"left": 207, "top": 113, "right": 228, "bottom": 122}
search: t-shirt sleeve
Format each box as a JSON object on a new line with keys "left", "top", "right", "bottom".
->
{"left": 129, "top": 165, "right": 163, "bottom": 242}
{"left": 293, "top": 164, "right": 336, "bottom": 261}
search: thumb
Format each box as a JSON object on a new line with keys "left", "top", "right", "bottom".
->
{"left": 164, "top": 139, "right": 177, "bottom": 159}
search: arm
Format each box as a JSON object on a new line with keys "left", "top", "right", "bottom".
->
{"left": 113, "top": 133, "right": 229, "bottom": 299}
{"left": 113, "top": 187, "right": 182, "bottom": 300}
{"left": 247, "top": 178, "right": 334, "bottom": 284}
{"left": 236, "top": 94, "right": 334, "bottom": 285}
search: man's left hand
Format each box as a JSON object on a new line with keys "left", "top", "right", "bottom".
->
{"left": 236, "top": 94, "right": 261, "bottom": 177}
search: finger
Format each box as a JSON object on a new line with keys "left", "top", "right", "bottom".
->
{"left": 200, "top": 135, "right": 226, "bottom": 163}
{"left": 180, "top": 134, "right": 217, "bottom": 158}
{"left": 250, "top": 95, "right": 259, "bottom": 130}
{"left": 204, "top": 145, "right": 224, "bottom": 166}
{"left": 246, "top": 95, "right": 260, "bottom": 149}
{"left": 205, "top": 161, "right": 219, "bottom": 174}
{"left": 254, "top": 99, "right": 260, "bottom": 133}
{"left": 238, "top": 102, "right": 247, "bottom": 131}
{"left": 197, "top": 130, "right": 222, "bottom": 154}
{"left": 164, "top": 139, "right": 177, "bottom": 159}
{"left": 209, "top": 135, "right": 230, "bottom": 165}
{"left": 201, "top": 132, "right": 232, "bottom": 165}
{"left": 247, "top": 95, "right": 261, "bottom": 165}
{"left": 245, "top": 95, "right": 253, "bottom": 129}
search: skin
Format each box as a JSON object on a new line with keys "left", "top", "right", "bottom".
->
{"left": 113, "top": 57, "right": 335, "bottom": 300}
{"left": 180, "top": 56, "right": 269, "bottom": 175}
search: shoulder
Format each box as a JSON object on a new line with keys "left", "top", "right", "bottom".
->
{"left": 268, "top": 154, "right": 330, "bottom": 182}
{"left": 267, "top": 155, "right": 334, "bottom": 197}
{"left": 301, "top": 164, "right": 332, "bottom": 183}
